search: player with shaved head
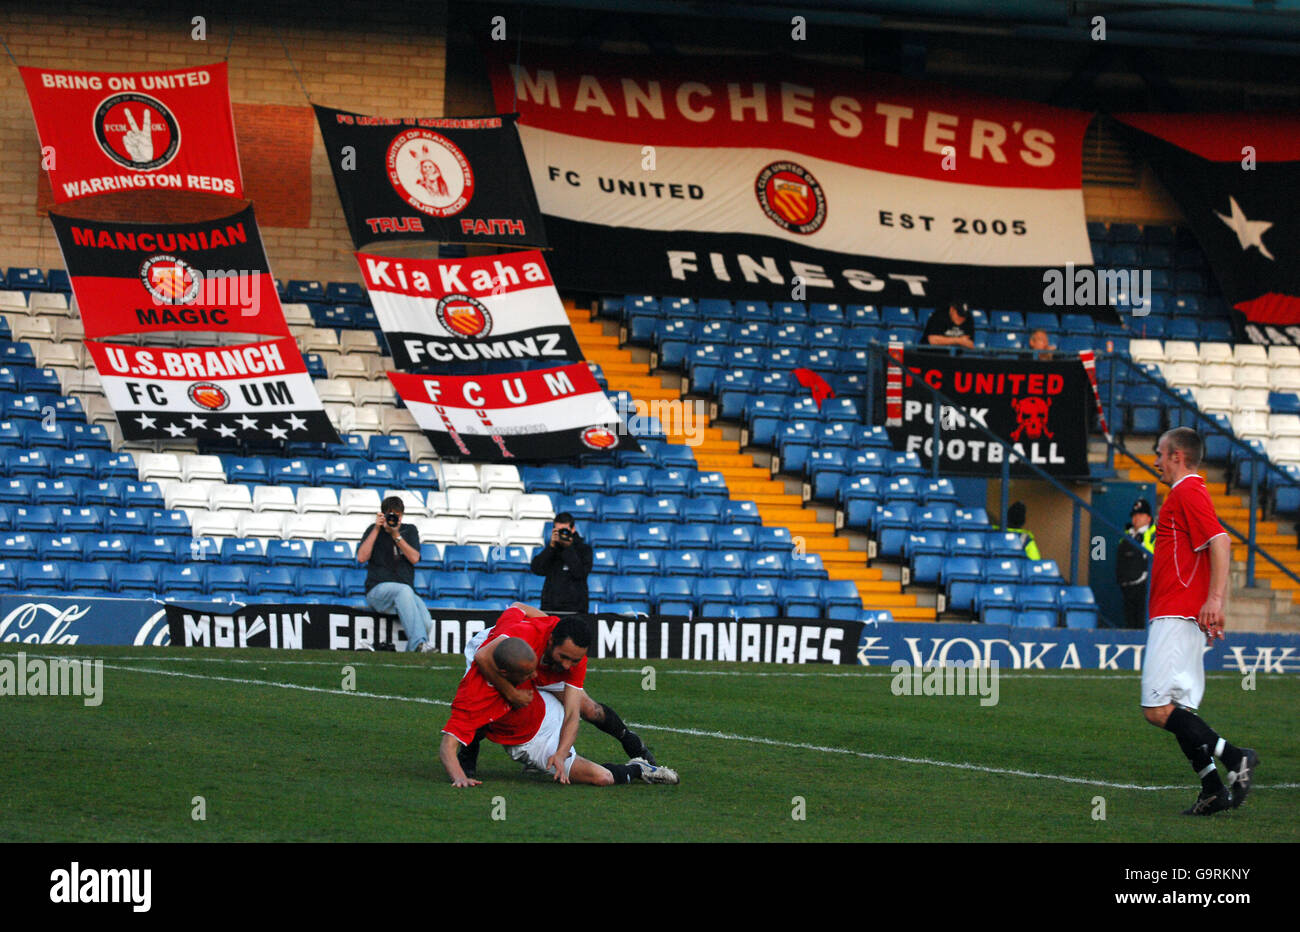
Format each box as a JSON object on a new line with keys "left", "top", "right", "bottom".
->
{"left": 1141, "top": 427, "right": 1258, "bottom": 815}
{"left": 438, "top": 627, "right": 678, "bottom": 788}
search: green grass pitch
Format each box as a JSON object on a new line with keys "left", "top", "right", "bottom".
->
{"left": 1, "top": 644, "right": 1295, "bottom": 843}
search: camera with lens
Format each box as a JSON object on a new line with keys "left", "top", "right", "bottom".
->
{"left": 556, "top": 527, "right": 574, "bottom": 543}
{"left": 384, "top": 512, "right": 401, "bottom": 528}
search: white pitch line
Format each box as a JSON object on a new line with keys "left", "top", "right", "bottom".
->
{"left": 45, "top": 653, "right": 1269, "bottom": 680}
{"left": 83, "top": 659, "right": 1298, "bottom": 793}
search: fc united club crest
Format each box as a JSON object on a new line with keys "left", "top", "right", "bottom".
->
{"left": 187, "top": 382, "right": 229, "bottom": 411}
{"left": 580, "top": 426, "right": 619, "bottom": 450}
{"left": 435, "top": 294, "right": 492, "bottom": 338}
{"left": 755, "top": 161, "right": 827, "bottom": 235}
{"left": 94, "top": 93, "right": 181, "bottom": 171}
{"left": 139, "top": 255, "right": 202, "bottom": 305}
{"left": 386, "top": 129, "right": 474, "bottom": 217}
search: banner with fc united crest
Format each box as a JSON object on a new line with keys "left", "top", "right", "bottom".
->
{"left": 21, "top": 63, "right": 242, "bottom": 203}
{"left": 357, "top": 249, "right": 582, "bottom": 370}
{"left": 48, "top": 207, "right": 289, "bottom": 340}
{"left": 487, "top": 51, "right": 1111, "bottom": 315}
{"left": 387, "top": 363, "right": 631, "bottom": 462}
{"left": 314, "top": 105, "right": 547, "bottom": 250}
{"left": 84, "top": 337, "right": 340, "bottom": 444}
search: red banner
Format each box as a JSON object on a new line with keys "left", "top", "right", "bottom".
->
{"left": 21, "top": 62, "right": 243, "bottom": 204}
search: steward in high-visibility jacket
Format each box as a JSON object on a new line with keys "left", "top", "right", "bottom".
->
{"left": 1116, "top": 498, "right": 1157, "bottom": 629}
{"left": 996, "top": 501, "right": 1041, "bottom": 560}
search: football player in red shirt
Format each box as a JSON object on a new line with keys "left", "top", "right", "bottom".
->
{"left": 456, "top": 603, "right": 655, "bottom": 777}
{"left": 1141, "top": 428, "right": 1258, "bottom": 815}
{"left": 438, "top": 635, "right": 677, "bottom": 787}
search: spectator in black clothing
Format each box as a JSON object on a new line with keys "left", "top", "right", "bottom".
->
{"left": 530, "top": 512, "right": 594, "bottom": 613}
{"left": 357, "top": 495, "right": 434, "bottom": 652}
{"left": 922, "top": 301, "right": 976, "bottom": 350}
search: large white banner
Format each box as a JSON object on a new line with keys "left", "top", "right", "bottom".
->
{"left": 488, "top": 51, "right": 1110, "bottom": 314}
{"left": 357, "top": 249, "right": 582, "bottom": 369}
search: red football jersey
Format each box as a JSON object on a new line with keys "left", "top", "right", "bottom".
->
{"left": 1148, "top": 474, "right": 1227, "bottom": 621}
{"left": 441, "top": 664, "right": 543, "bottom": 747}
{"left": 492, "top": 611, "right": 587, "bottom": 690}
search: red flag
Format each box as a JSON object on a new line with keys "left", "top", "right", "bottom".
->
{"left": 792, "top": 367, "right": 835, "bottom": 409}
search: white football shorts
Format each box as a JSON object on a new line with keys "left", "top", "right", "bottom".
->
{"left": 506, "top": 689, "right": 577, "bottom": 778}
{"left": 1141, "top": 615, "right": 1207, "bottom": 710}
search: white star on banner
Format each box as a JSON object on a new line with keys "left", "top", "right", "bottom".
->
{"left": 236, "top": 414, "right": 259, "bottom": 431}
{"left": 266, "top": 423, "right": 288, "bottom": 440}
{"left": 285, "top": 413, "right": 307, "bottom": 431}
{"left": 135, "top": 413, "right": 156, "bottom": 429}
{"left": 185, "top": 414, "right": 207, "bottom": 430}
{"left": 1215, "top": 195, "right": 1275, "bottom": 260}
{"left": 164, "top": 422, "right": 187, "bottom": 438}
{"left": 214, "top": 423, "right": 237, "bottom": 439}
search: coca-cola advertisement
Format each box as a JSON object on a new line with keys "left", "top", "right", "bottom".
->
{"left": 0, "top": 595, "right": 168, "bottom": 646}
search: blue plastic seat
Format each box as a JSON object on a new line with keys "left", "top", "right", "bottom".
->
{"left": 1015, "top": 610, "right": 1058, "bottom": 629}
{"left": 975, "top": 583, "right": 1017, "bottom": 613}
{"left": 779, "top": 579, "right": 823, "bottom": 617}
{"left": 84, "top": 534, "right": 132, "bottom": 563}
{"left": 12, "top": 505, "right": 57, "bottom": 532}
{"left": 629, "top": 524, "right": 675, "bottom": 550}
{"left": 67, "top": 563, "right": 113, "bottom": 592}
{"left": 1018, "top": 583, "right": 1060, "bottom": 612}
{"left": 206, "top": 565, "right": 251, "bottom": 595}
{"left": 113, "top": 563, "right": 160, "bottom": 596}
{"left": 474, "top": 572, "right": 526, "bottom": 601}
{"left": 649, "top": 577, "right": 694, "bottom": 615}
{"left": 619, "top": 549, "right": 661, "bottom": 578}
{"left": 148, "top": 510, "right": 190, "bottom": 536}
{"left": 819, "top": 579, "right": 860, "bottom": 612}
{"left": 132, "top": 535, "right": 180, "bottom": 564}
{"left": 104, "top": 508, "right": 149, "bottom": 535}
{"left": 695, "top": 578, "right": 737, "bottom": 615}
{"left": 246, "top": 567, "right": 296, "bottom": 597}
{"left": 703, "top": 550, "right": 747, "bottom": 578}
{"left": 39, "top": 533, "right": 84, "bottom": 562}
{"left": 266, "top": 539, "right": 313, "bottom": 566}
{"left": 161, "top": 565, "right": 207, "bottom": 597}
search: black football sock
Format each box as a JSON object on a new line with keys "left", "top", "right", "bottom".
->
{"left": 1212, "top": 736, "right": 1247, "bottom": 772}
{"left": 603, "top": 763, "right": 641, "bottom": 785}
{"left": 1165, "top": 708, "right": 1225, "bottom": 795}
{"left": 593, "top": 703, "right": 629, "bottom": 740}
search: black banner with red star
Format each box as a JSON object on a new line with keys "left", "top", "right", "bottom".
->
{"left": 1115, "top": 114, "right": 1300, "bottom": 328}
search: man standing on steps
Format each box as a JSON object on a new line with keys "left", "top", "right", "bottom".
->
{"left": 1140, "top": 427, "right": 1258, "bottom": 815}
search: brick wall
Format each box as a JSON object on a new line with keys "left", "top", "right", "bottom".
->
{"left": 0, "top": 0, "right": 447, "bottom": 285}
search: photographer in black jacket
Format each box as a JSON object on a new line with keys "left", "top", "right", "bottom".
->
{"left": 530, "top": 512, "right": 593, "bottom": 613}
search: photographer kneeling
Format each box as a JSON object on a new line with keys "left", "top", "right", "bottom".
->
{"left": 357, "top": 495, "right": 434, "bottom": 653}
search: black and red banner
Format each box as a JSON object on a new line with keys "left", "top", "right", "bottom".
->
{"left": 21, "top": 63, "right": 242, "bottom": 203}
{"left": 388, "top": 362, "right": 631, "bottom": 461}
{"left": 49, "top": 207, "right": 289, "bottom": 340}
{"left": 886, "top": 351, "right": 1090, "bottom": 477}
{"left": 487, "top": 51, "right": 1113, "bottom": 316}
{"left": 85, "top": 337, "right": 339, "bottom": 444}
{"left": 314, "top": 105, "right": 547, "bottom": 250}
{"left": 357, "top": 249, "right": 582, "bottom": 370}
{"left": 1115, "top": 113, "right": 1300, "bottom": 327}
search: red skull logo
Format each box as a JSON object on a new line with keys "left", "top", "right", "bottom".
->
{"left": 1010, "top": 396, "right": 1053, "bottom": 441}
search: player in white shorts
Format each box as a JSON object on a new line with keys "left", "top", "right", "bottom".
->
{"left": 1141, "top": 429, "right": 1258, "bottom": 815}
